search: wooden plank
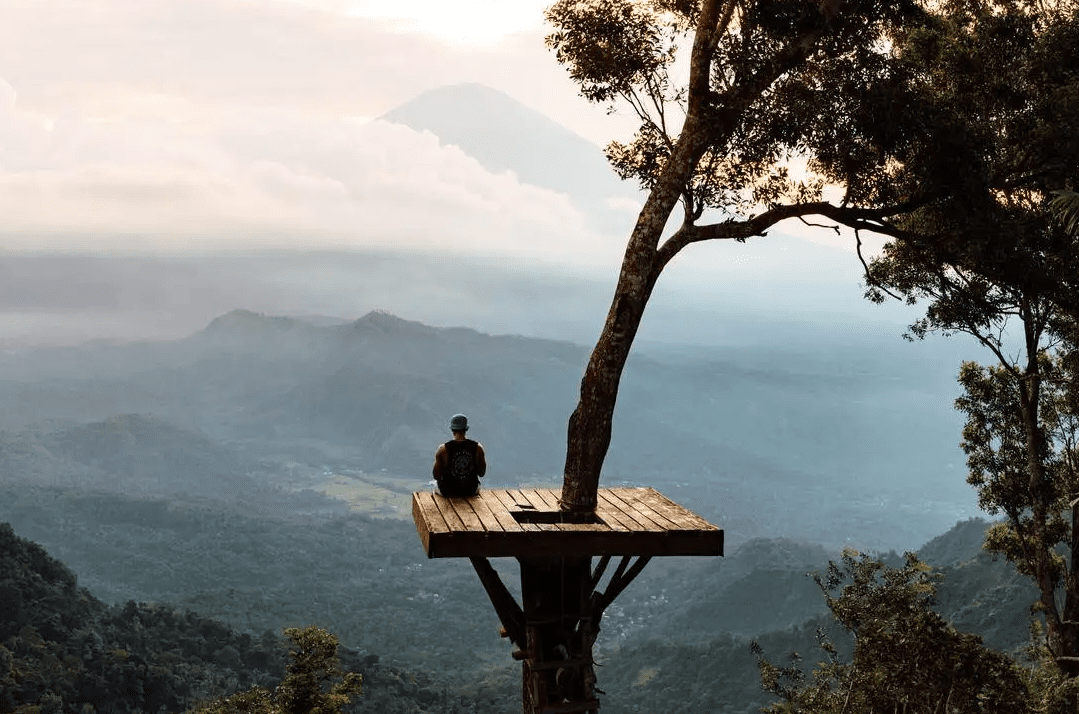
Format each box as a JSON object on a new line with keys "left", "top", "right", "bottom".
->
{"left": 630, "top": 487, "right": 693, "bottom": 530}
{"left": 472, "top": 491, "right": 518, "bottom": 532}
{"left": 432, "top": 495, "right": 468, "bottom": 532}
{"left": 419, "top": 526, "right": 722, "bottom": 558}
{"left": 638, "top": 488, "right": 716, "bottom": 531}
{"left": 414, "top": 492, "right": 451, "bottom": 534}
{"left": 527, "top": 488, "right": 613, "bottom": 532}
{"left": 481, "top": 491, "right": 526, "bottom": 531}
{"left": 525, "top": 488, "right": 607, "bottom": 533}
{"left": 530, "top": 488, "right": 562, "bottom": 511}
{"left": 447, "top": 497, "right": 486, "bottom": 532}
{"left": 417, "top": 495, "right": 482, "bottom": 559}
{"left": 514, "top": 487, "right": 555, "bottom": 511}
{"left": 559, "top": 524, "right": 611, "bottom": 533}
{"left": 503, "top": 488, "right": 551, "bottom": 532}
{"left": 470, "top": 497, "right": 505, "bottom": 533}
{"left": 599, "top": 490, "right": 665, "bottom": 531}
{"left": 593, "top": 496, "right": 636, "bottom": 532}
{"left": 515, "top": 489, "right": 558, "bottom": 531}
{"left": 507, "top": 488, "right": 547, "bottom": 511}
{"left": 412, "top": 488, "right": 723, "bottom": 559}
{"left": 489, "top": 489, "right": 541, "bottom": 532}
{"left": 412, "top": 494, "right": 433, "bottom": 554}
{"left": 617, "top": 487, "right": 683, "bottom": 531}
{"left": 610, "top": 488, "right": 674, "bottom": 531}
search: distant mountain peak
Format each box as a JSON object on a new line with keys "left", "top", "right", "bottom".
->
{"left": 351, "top": 310, "right": 439, "bottom": 337}
{"left": 380, "top": 82, "right": 583, "bottom": 144}
{"left": 380, "top": 83, "right": 641, "bottom": 225}
{"left": 396, "top": 82, "right": 529, "bottom": 108}
{"left": 200, "top": 310, "right": 321, "bottom": 338}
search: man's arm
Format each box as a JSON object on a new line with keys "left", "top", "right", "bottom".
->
{"left": 475, "top": 443, "right": 486, "bottom": 478}
{"left": 433, "top": 444, "right": 446, "bottom": 480}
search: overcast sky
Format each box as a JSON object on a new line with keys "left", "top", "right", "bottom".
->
{"left": 0, "top": 0, "right": 660, "bottom": 262}
{"left": 0, "top": 0, "right": 931, "bottom": 348}
{"left": 0, "top": 0, "right": 872, "bottom": 254}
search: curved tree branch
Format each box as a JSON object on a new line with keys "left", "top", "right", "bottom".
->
{"left": 655, "top": 200, "right": 931, "bottom": 273}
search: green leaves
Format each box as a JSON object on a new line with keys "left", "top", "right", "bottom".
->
{"left": 955, "top": 350, "right": 1079, "bottom": 579}
{"left": 276, "top": 627, "right": 363, "bottom": 714}
{"left": 545, "top": 0, "right": 941, "bottom": 225}
{"left": 755, "top": 551, "right": 1029, "bottom": 714}
{"left": 544, "top": 0, "right": 681, "bottom": 106}
{"left": 1050, "top": 190, "right": 1079, "bottom": 237}
{"left": 189, "top": 626, "right": 362, "bottom": 714}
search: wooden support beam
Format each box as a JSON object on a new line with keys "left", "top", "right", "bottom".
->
{"left": 589, "top": 555, "right": 611, "bottom": 590}
{"left": 410, "top": 488, "right": 722, "bottom": 714}
{"left": 596, "top": 555, "right": 651, "bottom": 613}
{"left": 469, "top": 557, "right": 526, "bottom": 649}
{"left": 605, "top": 556, "right": 630, "bottom": 593}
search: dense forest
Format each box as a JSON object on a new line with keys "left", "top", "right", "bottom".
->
{"left": 0, "top": 519, "right": 508, "bottom": 714}
{"left": 0, "top": 480, "right": 1040, "bottom": 713}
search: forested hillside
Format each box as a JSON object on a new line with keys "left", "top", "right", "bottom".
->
{"left": 0, "top": 520, "right": 523, "bottom": 714}
{"left": 0, "top": 311, "right": 1034, "bottom": 712}
{"left": 0, "top": 521, "right": 284, "bottom": 713}
{"left": 0, "top": 310, "right": 974, "bottom": 552}
{"left": 0, "top": 473, "right": 1039, "bottom": 713}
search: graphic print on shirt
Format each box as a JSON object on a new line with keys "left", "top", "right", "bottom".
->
{"left": 449, "top": 445, "right": 475, "bottom": 482}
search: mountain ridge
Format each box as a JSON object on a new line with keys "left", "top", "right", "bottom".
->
{"left": 0, "top": 306, "right": 979, "bottom": 552}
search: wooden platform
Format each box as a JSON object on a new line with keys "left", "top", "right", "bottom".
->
{"left": 412, "top": 487, "right": 723, "bottom": 559}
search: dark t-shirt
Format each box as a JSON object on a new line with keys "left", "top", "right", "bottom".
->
{"left": 439, "top": 439, "right": 481, "bottom": 497}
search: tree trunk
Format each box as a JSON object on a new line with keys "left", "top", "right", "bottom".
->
{"left": 559, "top": 252, "right": 660, "bottom": 513}
{"left": 1017, "top": 313, "right": 1079, "bottom": 688}
{"left": 1021, "top": 374, "right": 1064, "bottom": 647}
{"left": 560, "top": 119, "right": 710, "bottom": 513}
{"left": 556, "top": 0, "right": 811, "bottom": 512}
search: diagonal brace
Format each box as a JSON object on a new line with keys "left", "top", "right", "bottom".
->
{"left": 595, "top": 555, "right": 652, "bottom": 613}
{"left": 470, "top": 556, "right": 526, "bottom": 648}
{"left": 590, "top": 555, "right": 612, "bottom": 590}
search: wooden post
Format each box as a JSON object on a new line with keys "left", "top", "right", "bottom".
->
{"left": 518, "top": 556, "right": 597, "bottom": 714}
{"left": 411, "top": 489, "right": 721, "bottom": 714}
{"left": 469, "top": 554, "right": 653, "bottom": 713}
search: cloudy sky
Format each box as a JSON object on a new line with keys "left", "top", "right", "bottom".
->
{"left": 0, "top": 0, "right": 931, "bottom": 347}
{"left": 0, "top": 0, "right": 654, "bottom": 261}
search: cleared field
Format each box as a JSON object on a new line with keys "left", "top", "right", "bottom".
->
{"left": 312, "top": 471, "right": 430, "bottom": 518}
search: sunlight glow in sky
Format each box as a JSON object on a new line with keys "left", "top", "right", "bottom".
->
{"left": 335, "top": 0, "right": 548, "bottom": 45}
{"left": 0, "top": 0, "right": 861, "bottom": 264}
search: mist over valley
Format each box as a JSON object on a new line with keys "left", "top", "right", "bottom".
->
{"left": 0, "top": 82, "right": 1012, "bottom": 713}
{"left": 0, "top": 303, "right": 979, "bottom": 552}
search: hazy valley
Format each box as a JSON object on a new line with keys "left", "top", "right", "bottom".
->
{"left": 0, "top": 307, "right": 979, "bottom": 551}
{"left": 0, "top": 81, "right": 1029, "bottom": 713}
{"left": 0, "top": 306, "right": 1031, "bottom": 712}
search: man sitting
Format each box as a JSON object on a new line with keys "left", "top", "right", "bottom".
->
{"left": 432, "top": 413, "right": 486, "bottom": 497}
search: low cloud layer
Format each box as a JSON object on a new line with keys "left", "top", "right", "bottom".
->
{"left": 0, "top": 99, "right": 621, "bottom": 262}
{"left": 0, "top": 0, "right": 635, "bottom": 264}
{"left": 0, "top": 0, "right": 909, "bottom": 352}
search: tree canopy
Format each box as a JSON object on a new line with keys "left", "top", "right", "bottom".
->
{"left": 537, "top": 0, "right": 1079, "bottom": 708}
{"left": 190, "top": 627, "right": 362, "bottom": 714}
{"left": 754, "top": 551, "right": 1030, "bottom": 714}
{"left": 546, "top": 0, "right": 1079, "bottom": 512}
{"left": 853, "top": 0, "right": 1079, "bottom": 688}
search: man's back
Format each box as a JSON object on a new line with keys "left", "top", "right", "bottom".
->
{"left": 434, "top": 437, "right": 486, "bottom": 497}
